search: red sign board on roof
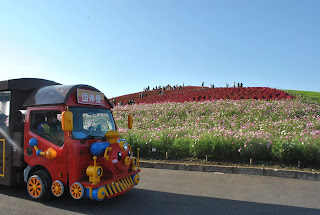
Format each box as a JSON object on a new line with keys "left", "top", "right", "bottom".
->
{"left": 77, "top": 89, "right": 105, "bottom": 106}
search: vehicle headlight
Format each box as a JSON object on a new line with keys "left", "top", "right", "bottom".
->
{"left": 123, "top": 142, "right": 128, "bottom": 150}
{"left": 119, "top": 140, "right": 129, "bottom": 151}
{"left": 86, "top": 165, "right": 103, "bottom": 179}
{"left": 97, "top": 167, "right": 103, "bottom": 177}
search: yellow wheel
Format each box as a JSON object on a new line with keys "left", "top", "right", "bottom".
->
{"left": 70, "top": 182, "right": 84, "bottom": 200}
{"left": 97, "top": 187, "right": 107, "bottom": 201}
{"left": 132, "top": 173, "right": 140, "bottom": 185}
{"left": 27, "top": 175, "right": 45, "bottom": 199}
{"left": 51, "top": 180, "right": 64, "bottom": 197}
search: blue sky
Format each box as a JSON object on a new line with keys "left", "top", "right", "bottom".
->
{"left": 0, "top": 0, "right": 319, "bottom": 98}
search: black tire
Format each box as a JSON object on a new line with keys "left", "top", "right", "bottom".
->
{"left": 32, "top": 170, "right": 53, "bottom": 201}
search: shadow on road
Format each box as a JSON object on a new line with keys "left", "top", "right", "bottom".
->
{"left": 0, "top": 184, "right": 319, "bottom": 215}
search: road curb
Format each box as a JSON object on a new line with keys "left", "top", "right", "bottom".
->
{"left": 139, "top": 161, "right": 320, "bottom": 181}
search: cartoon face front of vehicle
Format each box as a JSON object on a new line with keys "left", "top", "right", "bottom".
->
{"left": 108, "top": 141, "right": 132, "bottom": 175}
{"left": 68, "top": 130, "right": 140, "bottom": 201}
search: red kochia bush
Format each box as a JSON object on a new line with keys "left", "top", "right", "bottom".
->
{"left": 112, "top": 87, "right": 294, "bottom": 106}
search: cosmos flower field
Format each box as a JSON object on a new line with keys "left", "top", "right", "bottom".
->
{"left": 113, "top": 100, "right": 320, "bottom": 166}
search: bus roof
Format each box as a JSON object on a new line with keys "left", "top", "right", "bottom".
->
{"left": 23, "top": 84, "right": 114, "bottom": 108}
{"left": 0, "top": 78, "right": 113, "bottom": 108}
{"left": 0, "top": 78, "right": 60, "bottom": 91}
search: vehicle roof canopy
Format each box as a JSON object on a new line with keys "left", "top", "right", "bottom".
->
{"left": 23, "top": 84, "right": 113, "bottom": 108}
{"left": 0, "top": 78, "right": 59, "bottom": 92}
{"left": 0, "top": 78, "right": 113, "bottom": 108}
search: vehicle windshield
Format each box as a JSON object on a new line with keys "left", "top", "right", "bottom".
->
{"left": 70, "top": 107, "right": 116, "bottom": 139}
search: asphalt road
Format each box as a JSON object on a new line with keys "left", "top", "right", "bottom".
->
{"left": 0, "top": 168, "right": 320, "bottom": 215}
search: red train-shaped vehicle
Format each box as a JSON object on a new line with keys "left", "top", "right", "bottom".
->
{"left": 0, "top": 78, "right": 140, "bottom": 201}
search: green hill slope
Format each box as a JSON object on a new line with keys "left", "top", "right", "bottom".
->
{"left": 285, "top": 90, "right": 320, "bottom": 105}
